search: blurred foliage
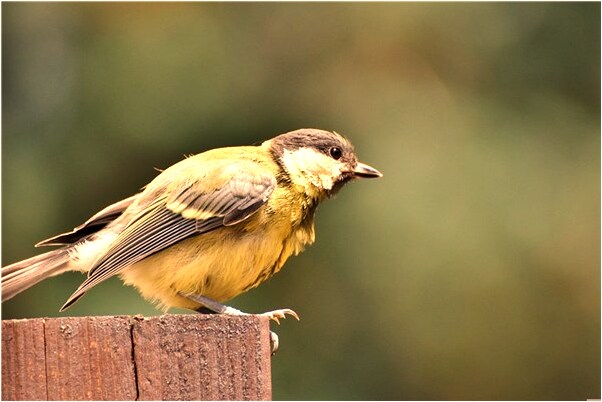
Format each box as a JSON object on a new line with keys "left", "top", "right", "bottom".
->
{"left": 1, "top": 3, "right": 600, "bottom": 400}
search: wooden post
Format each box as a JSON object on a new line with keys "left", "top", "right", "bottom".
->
{"left": 1, "top": 314, "right": 272, "bottom": 401}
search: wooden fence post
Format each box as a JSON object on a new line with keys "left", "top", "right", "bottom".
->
{"left": 1, "top": 314, "right": 272, "bottom": 401}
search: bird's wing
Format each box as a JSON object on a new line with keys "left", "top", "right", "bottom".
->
{"left": 61, "top": 158, "right": 276, "bottom": 310}
{"left": 36, "top": 195, "right": 139, "bottom": 247}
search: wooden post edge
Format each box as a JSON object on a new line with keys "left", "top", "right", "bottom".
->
{"left": 1, "top": 314, "right": 272, "bottom": 400}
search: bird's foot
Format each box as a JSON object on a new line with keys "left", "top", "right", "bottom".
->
{"left": 260, "top": 309, "right": 300, "bottom": 355}
{"left": 269, "top": 331, "right": 280, "bottom": 355}
{"left": 259, "top": 308, "right": 300, "bottom": 325}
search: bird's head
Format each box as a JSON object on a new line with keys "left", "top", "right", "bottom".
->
{"left": 267, "top": 128, "right": 382, "bottom": 199}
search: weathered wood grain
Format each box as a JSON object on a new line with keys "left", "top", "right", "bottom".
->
{"left": 132, "top": 314, "right": 272, "bottom": 401}
{"left": 1, "top": 314, "right": 272, "bottom": 401}
{"left": 44, "top": 316, "right": 137, "bottom": 400}
{"left": 1, "top": 319, "right": 47, "bottom": 400}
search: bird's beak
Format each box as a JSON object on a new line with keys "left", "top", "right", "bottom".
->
{"left": 353, "top": 162, "right": 383, "bottom": 178}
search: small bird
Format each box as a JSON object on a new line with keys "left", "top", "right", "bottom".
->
{"left": 2, "top": 128, "right": 381, "bottom": 350}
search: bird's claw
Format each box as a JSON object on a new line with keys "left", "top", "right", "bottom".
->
{"left": 260, "top": 308, "right": 300, "bottom": 325}
{"left": 262, "top": 309, "right": 299, "bottom": 355}
{"left": 269, "top": 331, "right": 280, "bottom": 355}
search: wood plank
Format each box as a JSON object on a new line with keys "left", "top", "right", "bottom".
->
{"left": 132, "top": 314, "right": 272, "bottom": 401}
{"left": 2, "top": 314, "right": 272, "bottom": 400}
{"left": 44, "top": 316, "right": 137, "bottom": 400}
{"left": 1, "top": 319, "right": 47, "bottom": 400}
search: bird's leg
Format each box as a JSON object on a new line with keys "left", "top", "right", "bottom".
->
{"left": 178, "top": 291, "right": 299, "bottom": 354}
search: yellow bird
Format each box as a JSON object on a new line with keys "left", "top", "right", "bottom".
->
{"left": 2, "top": 128, "right": 381, "bottom": 349}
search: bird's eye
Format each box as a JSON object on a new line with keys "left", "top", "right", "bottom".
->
{"left": 329, "top": 146, "right": 343, "bottom": 160}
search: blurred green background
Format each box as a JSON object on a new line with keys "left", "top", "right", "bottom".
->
{"left": 2, "top": 3, "right": 600, "bottom": 400}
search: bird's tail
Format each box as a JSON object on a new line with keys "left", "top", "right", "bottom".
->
{"left": 1, "top": 248, "right": 71, "bottom": 302}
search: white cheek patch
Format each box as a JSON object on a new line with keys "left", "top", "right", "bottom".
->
{"left": 282, "top": 148, "right": 343, "bottom": 191}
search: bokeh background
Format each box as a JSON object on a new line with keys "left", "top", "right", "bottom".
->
{"left": 2, "top": 3, "right": 600, "bottom": 400}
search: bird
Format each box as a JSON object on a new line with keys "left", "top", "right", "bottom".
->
{"left": 2, "top": 128, "right": 381, "bottom": 351}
